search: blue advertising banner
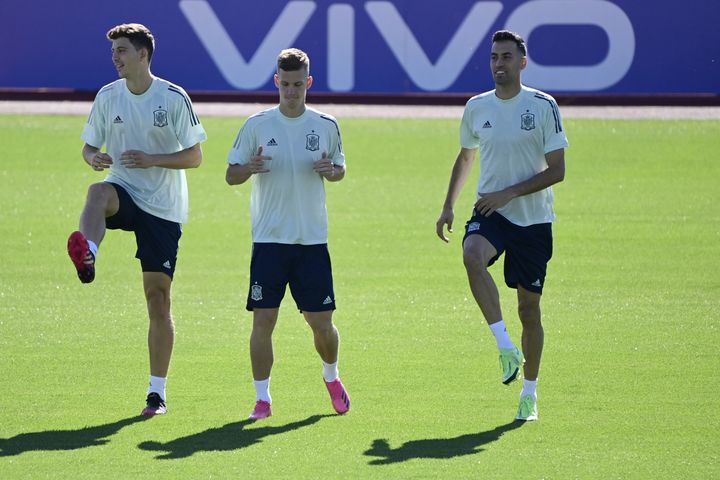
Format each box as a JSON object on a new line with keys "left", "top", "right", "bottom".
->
{"left": 1, "top": 0, "right": 718, "bottom": 95}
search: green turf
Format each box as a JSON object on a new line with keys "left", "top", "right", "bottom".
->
{"left": 0, "top": 114, "right": 718, "bottom": 478}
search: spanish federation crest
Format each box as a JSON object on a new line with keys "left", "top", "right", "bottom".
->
{"left": 153, "top": 109, "right": 168, "bottom": 127}
{"left": 305, "top": 133, "right": 320, "bottom": 151}
{"left": 520, "top": 112, "right": 535, "bottom": 131}
{"left": 251, "top": 283, "right": 263, "bottom": 301}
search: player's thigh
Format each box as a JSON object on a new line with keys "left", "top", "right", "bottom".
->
{"left": 517, "top": 284, "right": 541, "bottom": 308}
{"left": 105, "top": 183, "right": 140, "bottom": 231}
{"left": 246, "top": 243, "right": 291, "bottom": 311}
{"left": 504, "top": 223, "right": 552, "bottom": 294}
{"left": 463, "top": 234, "right": 500, "bottom": 269}
{"left": 289, "top": 245, "right": 335, "bottom": 312}
{"left": 462, "top": 211, "right": 505, "bottom": 268}
{"left": 142, "top": 271, "right": 173, "bottom": 316}
{"left": 252, "top": 308, "right": 280, "bottom": 333}
{"left": 303, "top": 310, "right": 334, "bottom": 333}
{"left": 86, "top": 181, "right": 121, "bottom": 217}
{"left": 135, "top": 214, "right": 182, "bottom": 279}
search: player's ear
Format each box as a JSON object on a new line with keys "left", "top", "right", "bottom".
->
{"left": 306, "top": 75, "right": 313, "bottom": 90}
{"left": 273, "top": 73, "right": 280, "bottom": 88}
{"left": 520, "top": 56, "right": 528, "bottom": 70}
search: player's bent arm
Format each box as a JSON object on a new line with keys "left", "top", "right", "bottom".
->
{"left": 82, "top": 143, "right": 113, "bottom": 170}
{"left": 544, "top": 148, "right": 566, "bottom": 185}
{"left": 436, "top": 148, "right": 477, "bottom": 242}
{"left": 149, "top": 143, "right": 203, "bottom": 169}
{"left": 442, "top": 147, "right": 477, "bottom": 210}
{"left": 82, "top": 143, "right": 100, "bottom": 164}
{"left": 505, "top": 148, "right": 565, "bottom": 198}
{"left": 225, "top": 163, "right": 253, "bottom": 185}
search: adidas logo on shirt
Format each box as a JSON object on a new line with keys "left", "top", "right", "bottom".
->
{"left": 322, "top": 296, "right": 333, "bottom": 305}
{"left": 113, "top": 115, "right": 123, "bottom": 124}
{"left": 482, "top": 120, "right": 492, "bottom": 129}
{"left": 266, "top": 138, "right": 278, "bottom": 146}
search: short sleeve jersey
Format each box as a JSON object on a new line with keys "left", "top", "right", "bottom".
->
{"left": 227, "top": 106, "right": 345, "bottom": 245}
{"left": 460, "top": 85, "right": 568, "bottom": 226}
{"left": 81, "top": 77, "right": 207, "bottom": 224}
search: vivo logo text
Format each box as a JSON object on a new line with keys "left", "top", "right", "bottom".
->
{"left": 179, "top": 0, "right": 636, "bottom": 92}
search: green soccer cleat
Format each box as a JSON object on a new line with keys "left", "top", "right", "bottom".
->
{"left": 499, "top": 346, "right": 523, "bottom": 385}
{"left": 516, "top": 394, "right": 538, "bottom": 421}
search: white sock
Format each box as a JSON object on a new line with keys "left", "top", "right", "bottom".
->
{"left": 323, "top": 361, "right": 339, "bottom": 382}
{"left": 148, "top": 375, "right": 166, "bottom": 400}
{"left": 87, "top": 240, "right": 98, "bottom": 257}
{"left": 489, "top": 320, "right": 515, "bottom": 350}
{"left": 521, "top": 379, "right": 537, "bottom": 400}
{"left": 254, "top": 378, "right": 272, "bottom": 403}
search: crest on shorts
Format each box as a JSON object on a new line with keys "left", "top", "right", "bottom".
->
{"left": 305, "top": 133, "right": 320, "bottom": 151}
{"left": 467, "top": 222, "right": 480, "bottom": 232}
{"left": 251, "top": 283, "right": 263, "bottom": 301}
{"left": 520, "top": 112, "right": 535, "bottom": 131}
{"left": 153, "top": 109, "right": 168, "bottom": 127}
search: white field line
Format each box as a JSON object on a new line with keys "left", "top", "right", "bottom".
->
{"left": 0, "top": 101, "right": 718, "bottom": 119}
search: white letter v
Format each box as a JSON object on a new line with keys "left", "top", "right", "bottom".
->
{"left": 179, "top": 0, "right": 317, "bottom": 89}
{"left": 365, "top": 1, "right": 503, "bottom": 91}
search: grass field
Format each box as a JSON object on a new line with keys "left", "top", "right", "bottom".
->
{"left": 0, "top": 113, "right": 718, "bottom": 479}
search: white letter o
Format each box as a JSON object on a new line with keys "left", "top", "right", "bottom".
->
{"left": 506, "top": 0, "right": 635, "bottom": 91}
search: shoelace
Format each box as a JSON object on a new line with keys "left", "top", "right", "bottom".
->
{"left": 146, "top": 393, "right": 164, "bottom": 407}
{"left": 519, "top": 396, "right": 534, "bottom": 411}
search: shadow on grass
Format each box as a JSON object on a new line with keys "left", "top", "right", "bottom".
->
{"left": 138, "top": 414, "right": 332, "bottom": 459}
{"left": 363, "top": 420, "right": 525, "bottom": 465}
{"left": 0, "top": 416, "right": 149, "bottom": 456}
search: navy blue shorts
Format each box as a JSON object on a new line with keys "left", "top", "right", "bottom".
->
{"left": 105, "top": 182, "right": 182, "bottom": 278}
{"left": 246, "top": 243, "right": 336, "bottom": 312}
{"left": 462, "top": 210, "right": 553, "bottom": 294}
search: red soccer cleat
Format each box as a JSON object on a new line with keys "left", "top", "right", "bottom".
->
{"left": 67, "top": 231, "right": 95, "bottom": 283}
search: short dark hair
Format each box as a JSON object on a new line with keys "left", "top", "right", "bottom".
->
{"left": 107, "top": 23, "right": 155, "bottom": 62}
{"left": 492, "top": 30, "right": 527, "bottom": 56}
{"left": 277, "top": 48, "right": 309, "bottom": 73}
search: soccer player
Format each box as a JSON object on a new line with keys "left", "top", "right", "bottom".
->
{"left": 67, "top": 23, "right": 207, "bottom": 416}
{"left": 435, "top": 30, "right": 568, "bottom": 421}
{"left": 226, "top": 48, "right": 350, "bottom": 420}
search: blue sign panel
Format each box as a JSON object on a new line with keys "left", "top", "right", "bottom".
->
{"left": 0, "top": 0, "right": 717, "bottom": 95}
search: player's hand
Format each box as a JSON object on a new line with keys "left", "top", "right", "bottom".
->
{"left": 90, "top": 152, "right": 113, "bottom": 171}
{"left": 474, "top": 190, "right": 513, "bottom": 217}
{"left": 120, "top": 150, "right": 153, "bottom": 169}
{"left": 436, "top": 207, "right": 454, "bottom": 243}
{"left": 248, "top": 146, "right": 272, "bottom": 174}
{"left": 313, "top": 152, "right": 335, "bottom": 179}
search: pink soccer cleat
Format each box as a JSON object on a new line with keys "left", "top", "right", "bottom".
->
{"left": 141, "top": 392, "right": 167, "bottom": 416}
{"left": 249, "top": 400, "right": 272, "bottom": 420}
{"left": 324, "top": 378, "right": 350, "bottom": 414}
{"left": 67, "top": 231, "right": 95, "bottom": 283}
